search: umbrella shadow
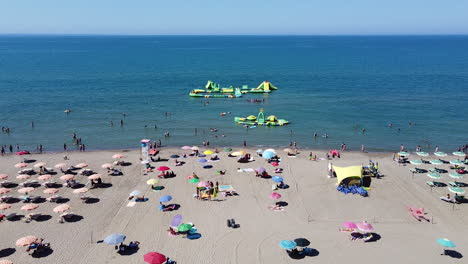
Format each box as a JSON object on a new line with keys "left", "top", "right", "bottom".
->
{"left": 36, "top": 214, "right": 52, "bottom": 222}
{"left": 445, "top": 249, "right": 463, "bottom": 259}
{"left": 366, "top": 233, "right": 382, "bottom": 242}
{"left": 304, "top": 248, "right": 320, "bottom": 257}
{"left": 187, "top": 233, "right": 202, "bottom": 240}
{"left": 64, "top": 214, "right": 84, "bottom": 223}
{"left": 0, "top": 248, "right": 16, "bottom": 258}
{"left": 6, "top": 214, "right": 23, "bottom": 221}
{"left": 70, "top": 183, "right": 85, "bottom": 189}
{"left": 121, "top": 162, "right": 132, "bottom": 166}
{"left": 31, "top": 247, "right": 53, "bottom": 258}
{"left": 32, "top": 197, "right": 47, "bottom": 203}
{"left": 152, "top": 186, "right": 165, "bottom": 191}
{"left": 97, "top": 183, "right": 113, "bottom": 189}
{"left": 55, "top": 198, "right": 70, "bottom": 204}
{"left": 4, "top": 198, "right": 21, "bottom": 204}
{"left": 23, "top": 159, "right": 36, "bottom": 163}
{"left": 117, "top": 247, "right": 139, "bottom": 256}
{"left": 85, "top": 198, "right": 100, "bottom": 204}
{"left": 276, "top": 201, "right": 288, "bottom": 207}
{"left": 2, "top": 183, "right": 19, "bottom": 188}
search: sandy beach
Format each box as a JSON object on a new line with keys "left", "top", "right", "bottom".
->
{"left": 0, "top": 148, "right": 466, "bottom": 263}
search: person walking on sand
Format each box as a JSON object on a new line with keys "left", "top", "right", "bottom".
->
{"left": 435, "top": 146, "right": 439, "bottom": 153}
{"left": 361, "top": 144, "right": 365, "bottom": 152}
{"left": 400, "top": 144, "right": 405, "bottom": 151}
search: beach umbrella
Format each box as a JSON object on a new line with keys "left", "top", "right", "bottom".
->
{"left": 265, "top": 148, "right": 276, "bottom": 153}
{"left": 449, "top": 172, "right": 464, "bottom": 179}
{"left": 101, "top": 163, "right": 113, "bottom": 169}
{"left": 43, "top": 188, "right": 59, "bottom": 194}
{"left": 430, "top": 160, "right": 443, "bottom": 165}
{"left": 147, "top": 179, "right": 159, "bottom": 185}
{"left": 144, "top": 252, "right": 166, "bottom": 264}
{"left": 453, "top": 151, "right": 466, "bottom": 157}
{"left": 54, "top": 163, "right": 68, "bottom": 169}
{"left": 75, "top": 163, "right": 88, "bottom": 168}
{"left": 181, "top": 146, "right": 191, "bottom": 150}
{"left": 294, "top": 238, "right": 310, "bottom": 247}
{"left": 159, "top": 195, "right": 172, "bottom": 203}
{"left": 60, "top": 174, "right": 75, "bottom": 181}
{"left": 450, "top": 160, "right": 464, "bottom": 165}
{"left": 14, "top": 163, "right": 27, "bottom": 168}
{"left": 191, "top": 146, "right": 199, "bottom": 151}
{"left": 198, "top": 159, "right": 207, "bottom": 163}
{"left": 73, "top": 187, "right": 89, "bottom": 194}
{"left": 434, "top": 152, "right": 447, "bottom": 157}
{"left": 33, "top": 162, "right": 46, "bottom": 168}
{"left": 197, "top": 181, "right": 210, "bottom": 187}
{"left": 104, "top": 233, "right": 126, "bottom": 245}
{"left": 38, "top": 174, "right": 52, "bottom": 181}
{"left": 0, "top": 203, "right": 12, "bottom": 210}
{"left": 157, "top": 166, "right": 170, "bottom": 171}
{"left": 53, "top": 204, "right": 70, "bottom": 213}
{"left": 16, "top": 236, "right": 38, "bottom": 246}
{"left": 129, "top": 190, "right": 142, "bottom": 196}
{"left": 427, "top": 172, "right": 441, "bottom": 179}
{"left": 416, "top": 152, "right": 429, "bottom": 157}
{"left": 18, "top": 187, "right": 34, "bottom": 194}
{"left": 177, "top": 223, "right": 192, "bottom": 232}
{"left": 231, "top": 151, "right": 245, "bottom": 157}
{"left": 256, "top": 149, "right": 263, "bottom": 153}
{"left": 0, "top": 188, "right": 11, "bottom": 194}
{"left": 398, "top": 151, "right": 410, "bottom": 157}
{"left": 112, "top": 154, "right": 125, "bottom": 159}
{"left": 270, "top": 192, "right": 282, "bottom": 199}
{"left": 141, "top": 160, "right": 150, "bottom": 165}
{"left": 409, "top": 160, "right": 423, "bottom": 165}
{"left": 437, "top": 238, "right": 456, "bottom": 248}
{"left": 189, "top": 178, "right": 200, "bottom": 184}
{"left": 0, "top": 174, "right": 8, "bottom": 179}
{"left": 356, "top": 221, "right": 374, "bottom": 232}
{"left": 271, "top": 162, "right": 279, "bottom": 167}
{"left": 203, "top": 150, "right": 213, "bottom": 155}
{"left": 255, "top": 167, "right": 266, "bottom": 173}
{"left": 170, "top": 155, "right": 180, "bottom": 159}
{"left": 283, "top": 148, "right": 293, "bottom": 153}
{"left": 223, "top": 147, "right": 232, "bottom": 152}
{"left": 171, "top": 214, "right": 183, "bottom": 227}
{"left": 88, "top": 174, "right": 101, "bottom": 180}
{"left": 0, "top": 260, "right": 13, "bottom": 264}
{"left": 279, "top": 240, "right": 297, "bottom": 250}
{"left": 448, "top": 186, "right": 465, "bottom": 195}
{"left": 272, "top": 176, "right": 284, "bottom": 183}
{"left": 21, "top": 204, "right": 39, "bottom": 211}
{"left": 16, "top": 174, "right": 30, "bottom": 180}
{"left": 262, "top": 151, "right": 275, "bottom": 159}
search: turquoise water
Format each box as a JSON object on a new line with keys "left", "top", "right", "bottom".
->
{"left": 0, "top": 35, "right": 467, "bottom": 152}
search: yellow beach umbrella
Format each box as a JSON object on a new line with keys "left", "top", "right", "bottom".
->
{"left": 203, "top": 150, "right": 214, "bottom": 155}
{"left": 147, "top": 179, "right": 159, "bottom": 185}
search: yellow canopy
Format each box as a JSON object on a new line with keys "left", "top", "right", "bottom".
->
{"left": 333, "top": 166, "right": 363, "bottom": 185}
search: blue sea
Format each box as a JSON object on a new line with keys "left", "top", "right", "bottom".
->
{"left": 0, "top": 35, "right": 467, "bottom": 152}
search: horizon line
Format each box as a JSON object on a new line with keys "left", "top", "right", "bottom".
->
{"left": 1, "top": 33, "right": 468, "bottom": 37}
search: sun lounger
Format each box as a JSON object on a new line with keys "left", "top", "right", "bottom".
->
{"left": 408, "top": 207, "right": 430, "bottom": 222}
{"left": 440, "top": 197, "right": 456, "bottom": 203}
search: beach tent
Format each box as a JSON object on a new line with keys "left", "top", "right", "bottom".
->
{"left": 333, "top": 166, "right": 363, "bottom": 186}
{"left": 255, "top": 81, "right": 278, "bottom": 92}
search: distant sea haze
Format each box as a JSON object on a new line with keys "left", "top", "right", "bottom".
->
{"left": 0, "top": 35, "right": 467, "bottom": 152}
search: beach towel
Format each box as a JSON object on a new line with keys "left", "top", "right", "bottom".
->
{"left": 126, "top": 201, "right": 136, "bottom": 207}
{"left": 267, "top": 205, "right": 285, "bottom": 211}
{"left": 219, "top": 185, "right": 234, "bottom": 192}
{"left": 238, "top": 168, "right": 254, "bottom": 172}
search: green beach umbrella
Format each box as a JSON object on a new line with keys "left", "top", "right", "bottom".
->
{"left": 177, "top": 223, "right": 193, "bottom": 232}
{"left": 398, "top": 151, "right": 410, "bottom": 156}
{"left": 189, "top": 178, "right": 200, "bottom": 184}
{"left": 448, "top": 186, "right": 465, "bottom": 195}
{"left": 427, "top": 172, "right": 441, "bottom": 179}
{"left": 410, "top": 160, "right": 423, "bottom": 165}
{"left": 450, "top": 160, "right": 463, "bottom": 165}
{"left": 449, "top": 172, "right": 464, "bottom": 179}
{"left": 437, "top": 238, "right": 456, "bottom": 248}
{"left": 416, "top": 152, "right": 429, "bottom": 157}
{"left": 223, "top": 147, "right": 232, "bottom": 152}
{"left": 453, "top": 151, "right": 465, "bottom": 157}
{"left": 434, "top": 152, "right": 447, "bottom": 157}
{"left": 430, "top": 160, "right": 443, "bottom": 165}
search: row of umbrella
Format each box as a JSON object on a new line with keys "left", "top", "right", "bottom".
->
{"left": 1, "top": 203, "right": 71, "bottom": 213}
{"left": 400, "top": 151, "right": 466, "bottom": 158}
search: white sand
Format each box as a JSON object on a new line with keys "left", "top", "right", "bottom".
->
{"left": 0, "top": 149, "right": 466, "bottom": 263}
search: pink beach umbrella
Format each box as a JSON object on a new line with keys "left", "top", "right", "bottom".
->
{"left": 54, "top": 163, "right": 68, "bottom": 169}
{"left": 16, "top": 236, "right": 38, "bottom": 246}
{"left": 271, "top": 162, "right": 279, "bottom": 167}
{"left": 60, "top": 174, "right": 75, "bottom": 181}
{"left": 43, "top": 188, "right": 59, "bottom": 194}
{"left": 18, "top": 187, "right": 35, "bottom": 194}
{"left": 16, "top": 174, "right": 31, "bottom": 180}
{"left": 21, "top": 204, "right": 39, "bottom": 211}
{"left": 38, "top": 174, "right": 52, "bottom": 181}
{"left": 181, "top": 146, "right": 192, "bottom": 150}
{"left": 0, "top": 188, "right": 11, "bottom": 194}
{"left": 0, "top": 174, "right": 8, "bottom": 179}
{"left": 73, "top": 187, "right": 88, "bottom": 194}
{"left": 0, "top": 203, "right": 12, "bottom": 210}
{"left": 342, "top": 222, "right": 358, "bottom": 229}
{"left": 101, "top": 163, "right": 113, "bottom": 169}
{"left": 53, "top": 204, "right": 70, "bottom": 213}
{"left": 88, "top": 174, "right": 101, "bottom": 180}
{"left": 157, "top": 166, "right": 170, "bottom": 171}
{"left": 356, "top": 221, "right": 374, "bottom": 232}
{"left": 33, "top": 162, "right": 46, "bottom": 168}
{"left": 197, "top": 181, "right": 210, "bottom": 187}
{"left": 0, "top": 259, "right": 13, "bottom": 264}
{"left": 112, "top": 153, "right": 125, "bottom": 159}
{"left": 14, "top": 163, "right": 28, "bottom": 168}
{"left": 255, "top": 167, "right": 266, "bottom": 173}
{"left": 75, "top": 163, "right": 88, "bottom": 168}
{"left": 270, "top": 192, "right": 282, "bottom": 199}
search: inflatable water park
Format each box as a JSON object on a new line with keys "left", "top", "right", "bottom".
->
{"left": 189, "top": 80, "right": 278, "bottom": 98}
{"left": 234, "top": 109, "right": 289, "bottom": 127}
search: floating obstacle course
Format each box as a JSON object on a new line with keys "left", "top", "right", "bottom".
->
{"left": 234, "top": 109, "right": 289, "bottom": 126}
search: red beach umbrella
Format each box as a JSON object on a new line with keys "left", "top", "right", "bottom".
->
{"left": 157, "top": 166, "right": 170, "bottom": 171}
{"left": 144, "top": 252, "right": 166, "bottom": 264}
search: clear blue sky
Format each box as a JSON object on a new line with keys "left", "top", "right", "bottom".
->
{"left": 1, "top": 0, "right": 467, "bottom": 35}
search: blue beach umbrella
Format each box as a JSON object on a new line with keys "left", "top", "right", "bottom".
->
{"left": 453, "top": 151, "right": 465, "bottom": 157}
{"left": 129, "top": 190, "right": 141, "bottom": 196}
{"left": 198, "top": 159, "right": 207, "bottom": 163}
{"left": 104, "top": 233, "right": 126, "bottom": 245}
{"left": 272, "top": 176, "right": 284, "bottom": 183}
{"left": 262, "top": 151, "right": 275, "bottom": 159}
{"left": 279, "top": 240, "right": 297, "bottom": 250}
{"left": 160, "top": 195, "right": 172, "bottom": 203}
{"left": 437, "top": 238, "right": 456, "bottom": 248}
{"left": 427, "top": 172, "right": 441, "bottom": 179}
{"left": 409, "top": 160, "right": 423, "bottom": 165}
{"left": 416, "top": 152, "right": 429, "bottom": 157}
{"left": 450, "top": 160, "right": 463, "bottom": 165}
{"left": 430, "top": 160, "right": 443, "bottom": 165}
